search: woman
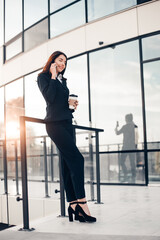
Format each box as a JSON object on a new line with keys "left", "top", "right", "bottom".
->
{"left": 37, "top": 51, "right": 96, "bottom": 223}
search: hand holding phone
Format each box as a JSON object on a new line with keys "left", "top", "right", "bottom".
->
{"left": 50, "top": 63, "right": 57, "bottom": 79}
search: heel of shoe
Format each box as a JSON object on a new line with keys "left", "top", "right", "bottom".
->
{"left": 68, "top": 207, "right": 73, "bottom": 222}
{"left": 75, "top": 208, "right": 85, "bottom": 222}
{"left": 75, "top": 214, "right": 78, "bottom": 221}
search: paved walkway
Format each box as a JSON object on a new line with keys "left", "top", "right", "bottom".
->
{"left": 0, "top": 185, "right": 160, "bottom": 240}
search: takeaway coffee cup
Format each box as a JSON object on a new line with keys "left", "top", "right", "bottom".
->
{"left": 69, "top": 94, "right": 78, "bottom": 109}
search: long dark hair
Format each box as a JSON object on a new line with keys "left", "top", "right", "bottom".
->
{"left": 38, "top": 51, "right": 67, "bottom": 76}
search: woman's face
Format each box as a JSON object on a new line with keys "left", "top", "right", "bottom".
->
{"left": 54, "top": 54, "right": 67, "bottom": 73}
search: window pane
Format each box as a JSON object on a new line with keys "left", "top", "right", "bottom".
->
{"left": 5, "top": 79, "right": 24, "bottom": 194}
{"left": 144, "top": 61, "right": 160, "bottom": 144}
{"left": 50, "top": 0, "right": 76, "bottom": 12}
{"left": 142, "top": 34, "right": 160, "bottom": 61}
{"left": 0, "top": 87, "right": 4, "bottom": 139}
{"left": 0, "top": 0, "right": 4, "bottom": 46}
{"left": 0, "top": 87, "right": 4, "bottom": 194}
{"left": 87, "top": 0, "right": 136, "bottom": 22}
{"left": 5, "top": 0, "right": 22, "bottom": 42}
{"left": 25, "top": 71, "right": 46, "bottom": 136}
{"left": 89, "top": 41, "right": 143, "bottom": 151}
{"left": 24, "top": 0, "right": 48, "bottom": 29}
{"left": 65, "top": 54, "right": 89, "bottom": 126}
{"left": 5, "top": 79, "right": 24, "bottom": 140}
{"left": 137, "top": 0, "right": 152, "bottom": 4}
{"left": 24, "top": 19, "right": 48, "bottom": 51}
{"left": 50, "top": 0, "right": 85, "bottom": 37}
{"left": 6, "top": 37, "right": 22, "bottom": 61}
{"left": 89, "top": 41, "right": 143, "bottom": 184}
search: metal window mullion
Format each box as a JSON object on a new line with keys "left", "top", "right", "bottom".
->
{"left": 139, "top": 38, "right": 149, "bottom": 186}
{"left": 22, "top": 0, "right": 24, "bottom": 52}
{"left": 3, "top": 0, "right": 5, "bottom": 44}
{"left": 87, "top": 53, "right": 92, "bottom": 122}
{"left": 48, "top": 0, "right": 50, "bottom": 39}
{"left": 85, "top": 0, "right": 88, "bottom": 23}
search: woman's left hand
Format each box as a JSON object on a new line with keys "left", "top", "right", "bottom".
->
{"left": 73, "top": 100, "right": 79, "bottom": 110}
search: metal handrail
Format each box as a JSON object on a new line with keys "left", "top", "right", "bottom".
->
{"left": 19, "top": 116, "right": 104, "bottom": 230}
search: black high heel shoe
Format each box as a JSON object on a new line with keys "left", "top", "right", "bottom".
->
{"left": 68, "top": 202, "right": 85, "bottom": 222}
{"left": 75, "top": 201, "right": 96, "bottom": 223}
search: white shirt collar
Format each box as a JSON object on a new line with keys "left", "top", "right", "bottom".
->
{"left": 57, "top": 74, "right": 63, "bottom": 83}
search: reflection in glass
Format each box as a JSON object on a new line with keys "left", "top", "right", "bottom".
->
{"left": 50, "top": 0, "right": 85, "bottom": 37}
{"left": 50, "top": 0, "right": 75, "bottom": 12}
{"left": 65, "top": 54, "right": 89, "bottom": 126}
{"left": 5, "top": 79, "right": 24, "bottom": 195}
{"left": 24, "top": 18, "right": 48, "bottom": 51}
{"left": 0, "top": 143, "right": 4, "bottom": 193}
{"left": 5, "top": 0, "right": 22, "bottom": 42}
{"left": 100, "top": 152, "right": 145, "bottom": 184}
{"left": 142, "top": 34, "right": 160, "bottom": 61}
{"left": 89, "top": 40, "right": 143, "bottom": 151}
{"left": 148, "top": 151, "right": 160, "bottom": 182}
{"left": 144, "top": 61, "right": 160, "bottom": 143}
{"left": 6, "top": 37, "right": 22, "bottom": 60}
{"left": 5, "top": 79, "right": 24, "bottom": 140}
{"left": 0, "top": 87, "right": 4, "bottom": 139}
{"left": 0, "top": 0, "right": 4, "bottom": 46}
{"left": 24, "top": 0, "right": 48, "bottom": 29}
{"left": 0, "top": 88, "right": 4, "bottom": 193}
{"left": 26, "top": 122, "right": 50, "bottom": 198}
{"left": 25, "top": 71, "right": 46, "bottom": 136}
{"left": 87, "top": 0, "right": 136, "bottom": 22}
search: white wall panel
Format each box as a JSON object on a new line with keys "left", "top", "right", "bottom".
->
{"left": 29, "top": 198, "right": 44, "bottom": 221}
{"left": 137, "top": 0, "right": 160, "bottom": 35}
{"left": 47, "top": 27, "right": 86, "bottom": 58}
{"left": 9, "top": 196, "right": 23, "bottom": 225}
{"left": 0, "top": 194, "right": 61, "bottom": 225}
{"left": 1, "top": 194, "right": 8, "bottom": 224}
{"left": 44, "top": 198, "right": 60, "bottom": 217}
{"left": 85, "top": 9, "right": 138, "bottom": 51}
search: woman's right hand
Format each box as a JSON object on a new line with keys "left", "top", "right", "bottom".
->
{"left": 50, "top": 63, "right": 57, "bottom": 79}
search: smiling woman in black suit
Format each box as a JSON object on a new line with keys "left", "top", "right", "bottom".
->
{"left": 37, "top": 51, "right": 96, "bottom": 223}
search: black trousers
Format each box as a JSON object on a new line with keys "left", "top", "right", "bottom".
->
{"left": 46, "top": 119, "right": 85, "bottom": 202}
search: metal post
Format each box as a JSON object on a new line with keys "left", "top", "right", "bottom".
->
{"left": 3, "top": 139, "right": 8, "bottom": 194}
{"left": 58, "top": 152, "right": 65, "bottom": 217}
{"left": 95, "top": 131, "right": 101, "bottom": 204}
{"left": 15, "top": 139, "right": 19, "bottom": 195}
{"left": 50, "top": 141, "right": 54, "bottom": 182}
{"left": 3, "top": 139, "right": 9, "bottom": 225}
{"left": 88, "top": 132, "right": 95, "bottom": 201}
{"left": 20, "top": 116, "right": 30, "bottom": 230}
{"left": 43, "top": 136, "right": 49, "bottom": 198}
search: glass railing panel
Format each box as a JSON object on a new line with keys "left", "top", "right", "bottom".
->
{"left": 148, "top": 151, "right": 160, "bottom": 183}
{"left": 6, "top": 139, "right": 21, "bottom": 195}
{"left": 100, "top": 151, "right": 145, "bottom": 184}
{"left": 147, "top": 142, "right": 160, "bottom": 150}
{"left": 25, "top": 121, "right": 49, "bottom": 198}
{"left": 76, "top": 129, "right": 97, "bottom": 201}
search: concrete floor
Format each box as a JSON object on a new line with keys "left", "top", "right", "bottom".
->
{"left": 0, "top": 184, "right": 160, "bottom": 240}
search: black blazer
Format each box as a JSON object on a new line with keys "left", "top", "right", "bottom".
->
{"left": 37, "top": 72, "right": 73, "bottom": 122}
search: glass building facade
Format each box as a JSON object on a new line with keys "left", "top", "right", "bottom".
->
{"left": 0, "top": 0, "right": 160, "bottom": 205}
{"left": 1, "top": 0, "right": 153, "bottom": 61}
